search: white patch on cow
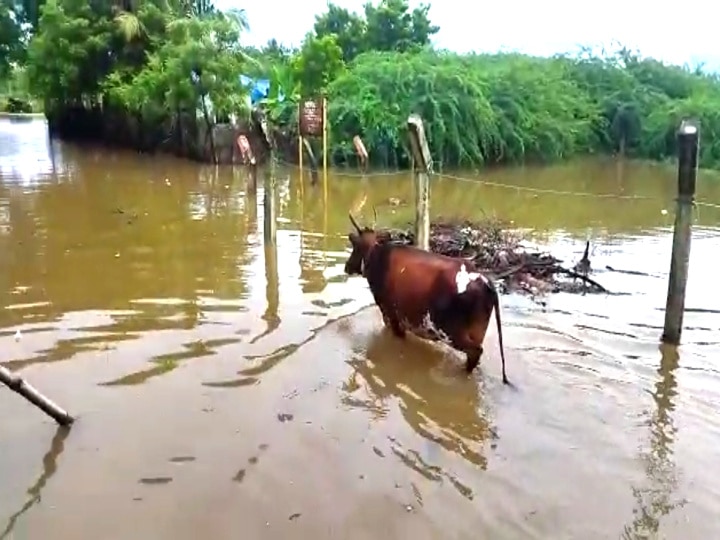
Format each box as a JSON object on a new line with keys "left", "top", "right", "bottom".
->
{"left": 455, "top": 264, "right": 487, "bottom": 293}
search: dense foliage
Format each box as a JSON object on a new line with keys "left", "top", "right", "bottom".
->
{"left": 2, "top": 0, "right": 720, "bottom": 169}
{"left": 323, "top": 48, "right": 720, "bottom": 169}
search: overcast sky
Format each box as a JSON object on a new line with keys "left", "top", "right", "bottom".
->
{"left": 216, "top": 0, "right": 719, "bottom": 70}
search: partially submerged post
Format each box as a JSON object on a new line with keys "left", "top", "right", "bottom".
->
{"left": 302, "top": 138, "right": 320, "bottom": 185}
{"left": 662, "top": 119, "right": 699, "bottom": 345}
{"left": 263, "top": 163, "right": 277, "bottom": 246}
{"left": 235, "top": 134, "right": 257, "bottom": 191}
{"left": 353, "top": 135, "right": 369, "bottom": 172}
{"left": 0, "top": 366, "right": 74, "bottom": 426}
{"left": 255, "top": 108, "right": 276, "bottom": 246}
{"left": 260, "top": 242, "right": 280, "bottom": 341}
{"left": 407, "top": 114, "right": 433, "bottom": 251}
{"left": 322, "top": 96, "right": 329, "bottom": 198}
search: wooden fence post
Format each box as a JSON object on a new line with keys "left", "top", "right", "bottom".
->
{"left": 407, "top": 114, "right": 433, "bottom": 251}
{"left": 264, "top": 158, "right": 277, "bottom": 246}
{"left": 235, "top": 133, "right": 257, "bottom": 191}
{"left": 322, "top": 96, "right": 328, "bottom": 199}
{"left": 254, "top": 110, "right": 276, "bottom": 246}
{"left": 0, "top": 366, "right": 74, "bottom": 426}
{"left": 662, "top": 119, "right": 699, "bottom": 345}
{"left": 353, "top": 135, "right": 369, "bottom": 172}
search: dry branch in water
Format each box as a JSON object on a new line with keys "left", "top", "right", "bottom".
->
{"left": 384, "top": 217, "right": 608, "bottom": 296}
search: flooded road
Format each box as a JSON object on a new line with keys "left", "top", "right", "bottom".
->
{"left": 1, "top": 117, "right": 719, "bottom": 539}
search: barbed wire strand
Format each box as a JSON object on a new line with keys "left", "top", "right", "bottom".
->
{"left": 438, "top": 172, "right": 654, "bottom": 200}
{"left": 274, "top": 158, "right": 720, "bottom": 209}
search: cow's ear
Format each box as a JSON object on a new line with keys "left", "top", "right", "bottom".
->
{"left": 348, "top": 233, "right": 358, "bottom": 244}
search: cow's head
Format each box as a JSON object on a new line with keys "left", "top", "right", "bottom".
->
{"left": 345, "top": 211, "right": 379, "bottom": 276}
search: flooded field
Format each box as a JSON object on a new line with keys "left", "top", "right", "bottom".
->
{"left": 1, "top": 117, "right": 719, "bottom": 540}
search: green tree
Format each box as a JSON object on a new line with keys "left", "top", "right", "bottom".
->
{"left": 363, "top": 0, "right": 437, "bottom": 53}
{"left": 313, "top": 3, "right": 365, "bottom": 63}
{"left": 26, "top": 0, "right": 115, "bottom": 107}
{"left": 0, "top": 0, "right": 24, "bottom": 77}
{"left": 312, "top": 0, "right": 438, "bottom": 64}
{"left": 16, "top": 0, "right": 47, "bottom": 32}
{"left": 291, "top": 33, "right": 345, "bottom": 97}
{"left": 105, "top": 11, "right": 249, "bottom": 122}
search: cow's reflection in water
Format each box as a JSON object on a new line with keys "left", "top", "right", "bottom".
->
{"left": 343, "top": 327, "right": 496, "bottom": 474}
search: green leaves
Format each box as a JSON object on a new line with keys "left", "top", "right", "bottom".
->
{"left": 326, "top": 51, "right": 598, "bottom": 167}
{"left": 26, "top": 0, "right": 114, "bottom": 107}
{"left": 312, "top": 0, "right": 438, "bottom": 64}
{"left": 291, "top": 33, "right": 345, "bottom": 98}
{"left": 324, "top": 47, "right": 720, "bottom": 170}
{"left": 111, "top": 13, "right": 248, "bottom": 118}
{"left": 25, "top": 0, "right": 250, "bottom": 120}
{"left": 0, "top": 0, "right": 24, "bottom": 77}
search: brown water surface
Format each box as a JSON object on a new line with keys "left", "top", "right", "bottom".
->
{"left": 1, "top": 117, "right": 720, "bottom": 540}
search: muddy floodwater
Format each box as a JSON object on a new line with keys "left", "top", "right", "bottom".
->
{"left": 1, "top": 117, "right": 720, "bottom": 540}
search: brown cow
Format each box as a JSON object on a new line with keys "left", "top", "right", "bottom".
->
{"left": 344, "top": 213, "right": 509, "bottom": 385}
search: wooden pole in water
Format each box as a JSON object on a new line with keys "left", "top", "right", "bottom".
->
{"left": 322, "top": 96, "right": 328, "bottom": 201}
{"left": 407, "top": 114, "right": 433, "bottom": 251}
{"left": 0, "top": 366, "right": 74, "bottom": 426}
{"left": 662, "top": 119, "right": 699, "bottom": 345}
{"left": 298, "top": 101, "right": 303, "bottom": 180}
{"left": 353, "top": 135, "right": 369, "bottom": 172}
{"left": 302, "top": 138, "right": 320, "bottom": 185}
{"left": 264, "top": 158, "right": 277, "bottom": 246}
{"left": 259, "top": 111, "right": 277, "bottom": 246}
{"left": 236, "top": 134, "right": 257, "bottom": 191}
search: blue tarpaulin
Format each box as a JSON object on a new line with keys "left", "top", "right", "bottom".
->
{"left": 239, "top": 74, "right": 276, "bottom": 105}
{"left": 193, "top": 73, "right": 283, "bottom": 119}
{"left": 239, "top": 74, "right": 286, "bottom": 104}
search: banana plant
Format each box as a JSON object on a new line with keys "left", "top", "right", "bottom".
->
{"left": 260, "top": 62, "right": 300, "bottom": 125}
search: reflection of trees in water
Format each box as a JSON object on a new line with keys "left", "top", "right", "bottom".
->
{"left": 0, "top": 160, "right": 265, "bottom": 371}
{"left": 0, "top": 425, "right": 70, "bottom": 540}
{"left": 342, "top": 329, "right": 495, "bottom": 498}
{"left": 621, "top": 344, "right": 687, "bottom": 539}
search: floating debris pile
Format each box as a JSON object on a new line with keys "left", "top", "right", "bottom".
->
{"left": 385, "top": 217, "right": 607, "bottom": 295}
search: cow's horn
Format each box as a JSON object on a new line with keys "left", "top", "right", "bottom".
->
{"left": 372, "top": 206, "right": 378, "bottom": 228}
{"left": 348, "top": 212, "right": 362, "bottom": 234}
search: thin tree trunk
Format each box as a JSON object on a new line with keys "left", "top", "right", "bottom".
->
{"left": 200, "top": 95, "right": 217, "bottom": 164}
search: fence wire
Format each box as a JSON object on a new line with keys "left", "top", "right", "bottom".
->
{"left": 272, "top": 158, "right": 720, "bottom": 212}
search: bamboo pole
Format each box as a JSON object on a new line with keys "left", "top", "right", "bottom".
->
{"left": 0, "top": 366, "right": 74, "bottom": 426}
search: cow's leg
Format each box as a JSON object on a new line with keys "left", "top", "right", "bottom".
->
{"left": 388, "top": 314, "right": 406, "bottom": 339}
{"left": 464, "top": 346, "right": 483, "bottom": 373}
{"left": 376, "top": 303, "right": 391, "bottom": 328}
{"left": 377, "top": 303, "right": 405, "bottom": 338}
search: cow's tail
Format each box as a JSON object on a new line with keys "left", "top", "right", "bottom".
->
{"left": 488, "top": 280, "right": 510, "bottom": 385}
